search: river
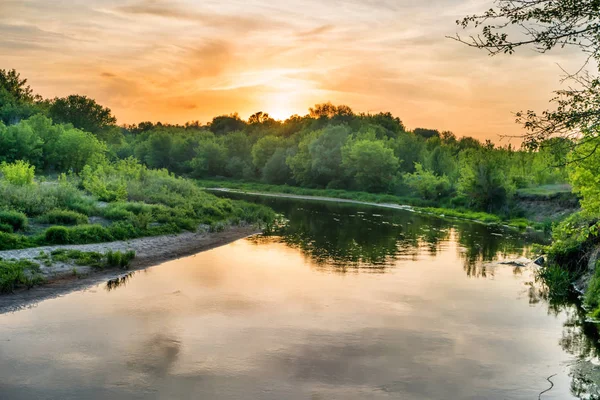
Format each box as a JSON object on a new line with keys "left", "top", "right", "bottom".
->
{"left": 1, "top": 195, "right": 598, "bottom": 399}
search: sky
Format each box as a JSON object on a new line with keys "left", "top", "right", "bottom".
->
{"left": 0, "top": 0, "right": 587, "bottom": 140}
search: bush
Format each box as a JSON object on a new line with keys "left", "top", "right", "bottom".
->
{"left": 0, "top": 210, "right": 28, "bottom": 231}
{"left": 40, "top": 209, "right": 89, "bottom": 225}
{"left": 0, "top": 259, "right": 43, "bottom": 293}
{"left": 0, "top": 231, "right": 34, "bottom": 250}
{"left": 0, "top": 160, "right": 35, "bottom": 186}
{"left": 44, "top": 226, "right": 70, "bottom": 244}
{"left": 68, "top": 225, "right": 113, "bottom": 244}
{"left": 403, "top": 163, "right": 453, "bottom": 200}
{"left": 0, "top": 222, "right": 13, "bottom": 233}
{"left": 106, "top": 250, "right": 136, "bottom": 268}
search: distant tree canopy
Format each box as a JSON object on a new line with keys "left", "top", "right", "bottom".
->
{"left": 48, "top": 95, "right": 116, "bottom": 135}
{"left": 0, "top": 70, "right": 574, "bottom": 214}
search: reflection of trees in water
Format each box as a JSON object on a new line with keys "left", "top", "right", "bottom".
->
{"left": 240, "top": 195, "right": 536, "bottom": 275}
{"left": 527, "top": 276, "right": 600, "bottom": 399}
{"left": 105, "top": 271, "right": 136, "bottom": 291}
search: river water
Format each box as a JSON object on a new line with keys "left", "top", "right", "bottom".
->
{"left": 1, "top": 196, "right": 599, "bottom": 399}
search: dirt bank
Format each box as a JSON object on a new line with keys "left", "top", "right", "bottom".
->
{"left": 0, "top": 225, "right": 260, "bottom": 313}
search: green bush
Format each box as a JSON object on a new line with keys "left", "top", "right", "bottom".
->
{"left": 0, "top": 231, "right": 34, "bottom": 250}
{"left": 68, "top": 225, "right": 113, "bottom": 244}
{"left": 0, "top": 160, "right": 35, "bottom": 186}
{"left": 106, "top": 250, "right": 136, "bottom": 268}
{"left": 0, "top": 210, "right": 28, "bottom": 231}
{"left": 0, "top": 222, "right": 13, "bottom": 233}
{"left": 0, "top": 259, "right": 44, "bottom": 293}
{"left": 44, "top": 226, "right": 70, "bottom": 244}
{"left": 40, "top": 209, "right": 89, "bottom": 225}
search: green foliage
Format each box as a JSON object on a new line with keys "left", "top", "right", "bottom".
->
{"left": 48, "top": 95, "right": 116, "bottom": 135}
{"left": 252, "top": 136, "right": 285, "bottom": 169}
{"left": 44, "top": 226, "right": 70, "bottom": 244}
{"left": 403, "top": 163, "right": 452, "bottom": 200}
{"left": 0, "top": 259, "right": 43, "bottom": 293}
{"left": 40, "top": 209, "right": 89, "bottom": 225}
{"left": 341, "top": 139, "right": 399, "bottom": 192}
{"left": 457, "top": 148, "right": 515, "bottom": 213}
{"left": 0, "top": 210, "right": 28, "bottom": 231}
{"left": 106, "top": 250, "right": 136, "bottom": 268}
{"left": 1, "top": 160, "right": 35, "bottom": 185}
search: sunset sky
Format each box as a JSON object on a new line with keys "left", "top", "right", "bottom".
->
{"left": 0, "top": 0, "right": 586, "bottom": 140}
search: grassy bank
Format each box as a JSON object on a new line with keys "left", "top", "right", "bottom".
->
{"left": 0, "top": 160, "right": 276, "bottom": 252}
{"left": 196, "top": 178, "right": 546, "bottom": 230}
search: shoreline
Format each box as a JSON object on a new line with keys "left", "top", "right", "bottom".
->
{"left": 0, "top": 225, "right": 260, "bottom": 313}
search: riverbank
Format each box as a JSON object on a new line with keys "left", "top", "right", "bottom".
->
{"left": 205, "top": 186, "right": 543, "bottom": 231}
{"left": 0, "top": 224, "right": 259, "bottom": 313}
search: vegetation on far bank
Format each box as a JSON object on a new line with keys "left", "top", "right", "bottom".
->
{"left": 197, "top": 179, "right": 571, "bottom": 231}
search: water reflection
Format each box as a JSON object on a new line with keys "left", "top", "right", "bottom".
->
{"left": 224, "top": 194, "right": 538, "bottom": 276}
{"left": 106, "top": 271, "right": 137, "bottom": 292}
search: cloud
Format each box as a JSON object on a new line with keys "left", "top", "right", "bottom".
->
{"left": 115, "top": 0, "right": 288, "bottom": 32}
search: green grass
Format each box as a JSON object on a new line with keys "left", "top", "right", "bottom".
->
{"left": 0, "top": 165, "right": 276, "bottom": 251}
{"left": 0, "top": 259, "right": 44, "bottom": 293}
{"left": 516, "top": 184, "right": 574, "bottom": 198}
{"left": 50, "top": 249, "right": 136, "bottom": 269}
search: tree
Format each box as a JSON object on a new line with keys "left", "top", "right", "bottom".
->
{"left": 48, "top": 127, "right": 107, "bottom": 172}
{"left": 568, "top": 141, "right": 600, "bottom": 214}
{"left": 0, "top": 69, "right": 42, "bottom": 125}
{"left": 209, "top": 114, "right": 246, "bottom": 135}
{"left": 458, "top": 148, "right": 515, "bottom": 212}
{"left": 251, "top": 136, "right": 285, "bottom": 169}
{"left": 190, "top": 139, "right": 227, "bottom": 178}
{"left": 452, "top": 0, "right": 600, "bottom": 150}
{"left": 262, "top": 148, "right": 292, "bottom": 184}
{"left": 0, "top": 69, "right": 37, "bottom": 103}
{"left": 49, "top": 95, "right": 116, "bottom": 135}
{"left": 341, "top": 139, "right": 400, "bottom": 192}
{"left": 403, "top": 163, "right": 452, "bottom": 200}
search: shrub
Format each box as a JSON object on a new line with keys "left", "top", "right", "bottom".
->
{"left": 0, "top": 259, "right": 43, "bottom": 293}
{"left": 0, "top": 210, "right": 28, "bottom": 231}
{"left": 108, "top": 222, "right": 140, "bottom": 240}
{"left": 0, "top": 222, "right": 13, "bottom": 233}
{"left": 68, "top": 225, "right": 113, "bottom": 244}
{"left": 0, "top": 160, "right": 35, "bottom": 186}
{"left": 0, "top": 232, "right": 34, "bottom": 250}
{"left": 403, "top": 163, "right": 453, "bottom": 200}
{"left": 106, "top": 250, "right": 136, "bottom": 268}
{"left": 41, "top": 209, "right": 89, "bottom": 225}
{"left": 44, "top": 226, "right": 70, "bottom": 244}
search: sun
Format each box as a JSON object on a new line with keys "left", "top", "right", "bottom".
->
{"left": 262, "top": 91, "right": 306, "bottom": 121}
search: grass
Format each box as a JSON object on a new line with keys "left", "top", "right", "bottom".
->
{"left": 0, "top": 162, "right": 276, "bottom": 251}
{"left": 0, "top": 259, "right": 44, "bottom": 293}
{"left": 50, "top": 249, "right": 136, "bottom": 269}
{"left": 516, "top": 184, "right": 573, "bottom": 198}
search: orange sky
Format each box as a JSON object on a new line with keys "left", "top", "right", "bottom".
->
{"left": 0, "top": 0, "right": 587, "bottom": 140}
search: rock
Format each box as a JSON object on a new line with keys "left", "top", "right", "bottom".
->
{"left": 533, "top": 256, "right": 545, "bottom": 266}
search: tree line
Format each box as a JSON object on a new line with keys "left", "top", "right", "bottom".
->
{"left": 0, "top": 69, "right": 571, "bottom": 215}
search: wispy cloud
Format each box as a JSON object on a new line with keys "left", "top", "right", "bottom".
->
{"left": 0, "top": 0, "right": 587, "bottom": 138}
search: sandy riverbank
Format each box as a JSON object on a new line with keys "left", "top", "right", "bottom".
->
{"left": 0, "top": 225, "right": 260, "bottom": 313}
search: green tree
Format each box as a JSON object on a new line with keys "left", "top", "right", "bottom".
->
{"left": 341, "top": 139, "right": 400, "bottom": 192}
{"left": 458, "top": 148, "right": 515, "bottom": 212}
{"left": 48, "top": 95, "right": 116, "bottom": 135}
{"left": 403, "top": 163, "right": 452, "bottom": 200}
{"left": 251, "top": 135, "right": 285, "bottom": 170}
{"left": 0, "top": 69, "right": 42, "bottom": 125}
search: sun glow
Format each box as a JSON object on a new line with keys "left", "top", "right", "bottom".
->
{"left": 262, "top": 92, "right": 305, "bottom": 121}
